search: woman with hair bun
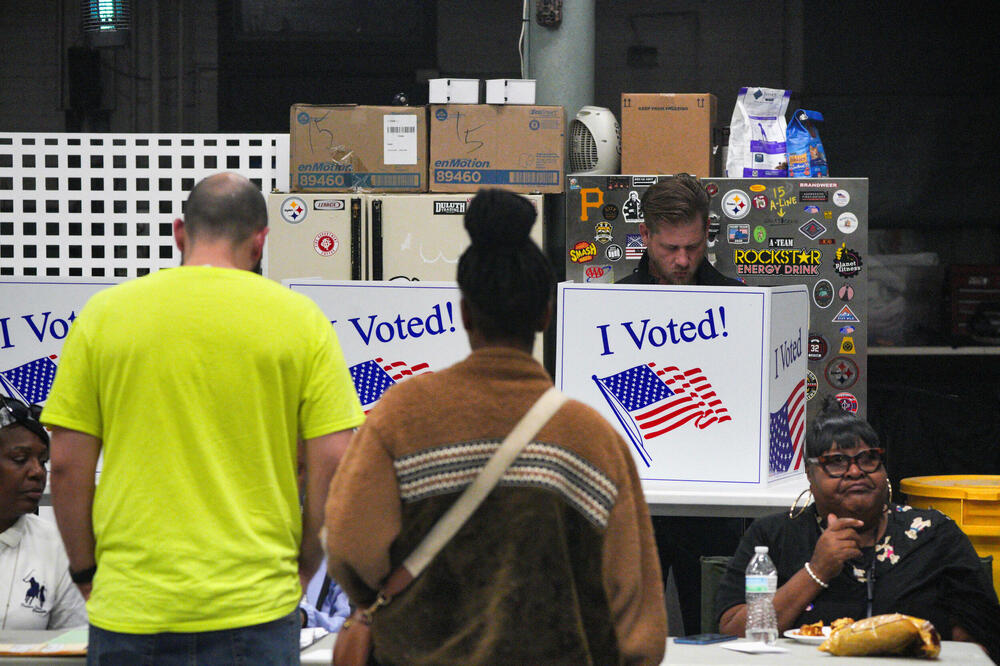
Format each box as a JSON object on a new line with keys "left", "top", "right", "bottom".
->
{"left": 325, "top": 189, "right": 668, "bottom": 664}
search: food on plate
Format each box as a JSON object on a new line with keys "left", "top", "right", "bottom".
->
{"left": 830, "top": 617, "right": 854, "bottom": 631}
{"left": 818, "top": 614, "right": 940, "bottom": 658}
{"left": 798, "top": 621, "right": 824, "bottom": 636}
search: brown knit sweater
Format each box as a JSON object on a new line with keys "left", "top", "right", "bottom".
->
{"left": 325, "top": 346, "right": 667, "bottom": 665}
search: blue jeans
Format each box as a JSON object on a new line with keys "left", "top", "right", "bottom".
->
{"left": 87, "top": 610, "right": 300, "bottom": 665}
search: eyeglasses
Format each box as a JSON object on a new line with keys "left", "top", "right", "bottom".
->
{"left": 807, "top": 448, "right": 885, "bottom": 478}
{"left": 0, "top": 396, "right": 44, "bottom": 432}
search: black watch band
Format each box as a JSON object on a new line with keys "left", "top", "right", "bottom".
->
{"left": 70, "top": 564, "right": 97, "bottom": 584}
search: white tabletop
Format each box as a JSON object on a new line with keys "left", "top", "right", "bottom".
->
{"left": 299, "top": 634, "right": 995, "bottom": 665}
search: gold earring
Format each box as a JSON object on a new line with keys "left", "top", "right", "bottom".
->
{"left": 789, "top": 488, "right": 814, "bottom": 519}
{"left": 885, "top": 479, "right": 893, "bottom": 510}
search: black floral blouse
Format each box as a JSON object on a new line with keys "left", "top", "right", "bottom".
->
{"left": 715, "top": 504, "right": 1000, "bottom": 659}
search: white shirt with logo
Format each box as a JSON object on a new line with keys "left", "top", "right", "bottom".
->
{"left": 1, "top": 514, "right": 87, "bottom": 629}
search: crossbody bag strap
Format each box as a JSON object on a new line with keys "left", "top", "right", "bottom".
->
{"left": 364, "top": 386, "right": 567, "bottom": 613}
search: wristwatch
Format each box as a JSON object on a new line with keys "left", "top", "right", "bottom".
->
{"left": 70, "top": 564, "right": 97, "bottom": 584}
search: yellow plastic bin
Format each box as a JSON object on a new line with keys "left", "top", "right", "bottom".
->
{"left": 900, "top": 475, "right": 1000, "bottom": 599}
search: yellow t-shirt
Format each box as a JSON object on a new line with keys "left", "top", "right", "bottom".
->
{"left": 41, "top": 266, "right": 365, "bottom": 633}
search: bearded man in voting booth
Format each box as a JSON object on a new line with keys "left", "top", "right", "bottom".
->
{"left": 41, "top": 173, "right": 365, "bottom": 664}
{"left": 616, "top": 173, "right": 745, "bottom": 636}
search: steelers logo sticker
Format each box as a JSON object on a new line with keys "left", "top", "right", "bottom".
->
{"left": 280, "top": 196, "right": 308, "bottom": 224}
{"left": 825, "top": 356, "right": 859, "bottom": 389}
{"left": 721, "top": 190, "right": 751, "bottom": 219}
{"left": 313, "top": 232, "right": 339, "bottom": 257}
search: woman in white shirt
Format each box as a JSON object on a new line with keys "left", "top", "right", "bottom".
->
{"left": 0, "top": 395, "right": 86, "bottom": 630}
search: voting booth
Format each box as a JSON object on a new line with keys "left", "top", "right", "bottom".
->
{"left": 555, "top": 282, "right": 809, "bottom": 491}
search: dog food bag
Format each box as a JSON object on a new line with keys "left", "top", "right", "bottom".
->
{"left": 725, "top": 87, "right": 791, "bottom": 177}
{"left": 787, "top": 109, "right": 828, "bottom": 177}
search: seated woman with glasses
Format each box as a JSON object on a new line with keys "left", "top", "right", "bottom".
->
{"left": 715, "top": 397, "right": 1000, "bottom": 659}
{"left": 1, "top": 395, "right": 87, "bottom": 629}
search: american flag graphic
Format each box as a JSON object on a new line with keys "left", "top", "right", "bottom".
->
{"left": 348, "top": 357, "right": 431, "bottom": 412}
{"left": 593, "top": 362, "right": 731, "bottom": 466}
{"left": 625, "top": 234, "right": 645, "bottom": 260}
{"left": 0, "top": 355, "right": 58, "bottom": 405}
{"left": 769, "top": 378, "right": 806, "bottom": 474}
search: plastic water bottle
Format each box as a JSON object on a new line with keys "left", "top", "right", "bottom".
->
{"left": 745, "top": 545, "right": 778, "bottom": 644}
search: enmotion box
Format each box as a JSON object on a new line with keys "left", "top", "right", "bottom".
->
{"left": 428, "top": 78, "right": 480, "bottom": 104}
{"left": 429, "top": 104, "right": 565, "bottom": 193}
{"left": 621, "top": 93, "right": 718, "bottom": 177}
{"left": 290, "top": 104, "right": 428, "bottom": 193}
{"left": 485, "top": 79, "right": 537, "bottom": 105}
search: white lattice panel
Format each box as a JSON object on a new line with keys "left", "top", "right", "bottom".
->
{"left": 0, "top": 133, "right": 289, "bottom": 279}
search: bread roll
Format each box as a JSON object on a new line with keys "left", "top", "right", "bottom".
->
{"left": 818, "top": 614, "right": 940, "bottom": 658}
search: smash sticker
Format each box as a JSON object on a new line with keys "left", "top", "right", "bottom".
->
{"left": 570, "top": 241, "right": 598, "bottom": 263}
{"left": 836, "top": 392, "right": 859, "bottom": 413}
{"left": 313, "top": 232, "right": 339, "bottom": 256}
{"left": 280, "top": 196, "right": 308, "bottom": 224}
{"left": 833, "top": 243, "right": 863, "bottom": 278}
{"left": 721, "top": 190, "right": 751, "bottom": 219}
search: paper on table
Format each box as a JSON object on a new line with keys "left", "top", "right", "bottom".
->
{"left": 300, "top": 627, "right": 328, "bottom": 649}
{"left": 722, "top": 641, "right": 789, "bottom": 654}
{"left": 0, "top": 627, "right": 89, "bottom": 656}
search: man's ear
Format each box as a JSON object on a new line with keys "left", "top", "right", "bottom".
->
{"left": 459, "top": 297, "right": 472, "bottom": 331}
{"left": 252, "top": 226, "right": 269, "bottom": 260}
{"left": 638, "top": 221, "right": 650, "bottom": 244}
{"left": 536, "top": 299, "right": 552, "bottom": 333}
{"left": 173, "top": 218, "right": 186, "bottom": 253}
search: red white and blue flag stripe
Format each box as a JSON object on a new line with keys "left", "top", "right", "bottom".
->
{"left": 769, "top": 378, "right": 806, "bottom": 473}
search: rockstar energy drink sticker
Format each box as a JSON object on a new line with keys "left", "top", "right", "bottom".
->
{"left": 840, "top": 336, "right": 856, "bottom": 354}
{"left": 833, "top": 243, "right": 863, "bottom": 278}
{"left": 733, "top": 248, "right": 822, "bottom": 276}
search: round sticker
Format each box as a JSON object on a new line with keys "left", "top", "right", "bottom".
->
{"left": 825, "top": 356, "right": 859, "bottom": 390}
{"left": 721, "top": 190, "right": 751, "bottom": 220}
{"left": 280, "top": 196, "right": 308, "bottom": 224}
{"left": 833, "top": 189, "right": 850, "bottom": 207}
{"left": 808, "top": 334, "right": 828, "bottom": 362}
{"left": 606, "top": 244, "right": 623, "bottom": 261}
{"left": 753, "top": 226, "right": 767, "bottom": 243}
{"left": 805, "top": 371, "right": 819, "bottom": 401}
{"left": 313, "top": 232, "right": 339, "bottom": 256}
{"left": 602, "top": 203, "right": 619, "bottom": 221}
{"left": 705, "top": 183, "right": 719, "bottom": 196}
{"left": 751, "top": 194, "right": 769, "bottom": 210}
{"left": 837, "top": 212, "right": 859, "bottom": 234}
{"left": 836, "top": 392, "right": 859, "bottom": 414}
{"left": 813, "top": 279, "right": 834, "bottom": 309}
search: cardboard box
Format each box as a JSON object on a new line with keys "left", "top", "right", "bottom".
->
{"left": 485, "top": 79, "right": 536, "bottom": 104}
{"left": 290, "top": 104, "right": 427, "bottom": 192}
{"left": 621, "top": 93, "right": 717, "bottom": 177}
{"left": 429, "top": 104, "right": 564, "bottom": 193}
{"left": 428, "top": 78, "right": 479, "bottom": 104}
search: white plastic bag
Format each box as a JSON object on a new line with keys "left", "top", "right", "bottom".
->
{"left": 726, "top": 87, "right": 791, "bottom": 177}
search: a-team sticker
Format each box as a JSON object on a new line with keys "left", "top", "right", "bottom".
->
{"left": 837, "top": 212, "right": 859, "bottom": 234}
{"left": 833, "top": 190, "right": 850, "bottom": 207}
{"left": 313, "top": 232, "right": 339, "bottom": 256}
{"left": 805, "top": 371, "right": 819, "bottom": 401}
{"left": 836, "top": 392, "right": 859, "bottom": 413}
{"left": 605, "top": 244, "right": 623, "bottom": 261}
{"left": 833, "top": 243, "right": 863, "bottom": 278}
{"left": 825, "top": 356, "right": 860, "bottom": 389}
{"left": 808, "top": 334, "right": 828, "bottom": 361}
{"left": 721, "top": 190, "right": 751, "bottom": 219}
{"left": 813, "top": 279, "right": 834, "bottom": 308}
{"left": 280, "top": 196, "right": 308, "bottom": 224}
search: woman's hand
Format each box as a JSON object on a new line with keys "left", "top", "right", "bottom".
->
{"left": 809, "top": 513, "right": 864, "bottom": 582}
